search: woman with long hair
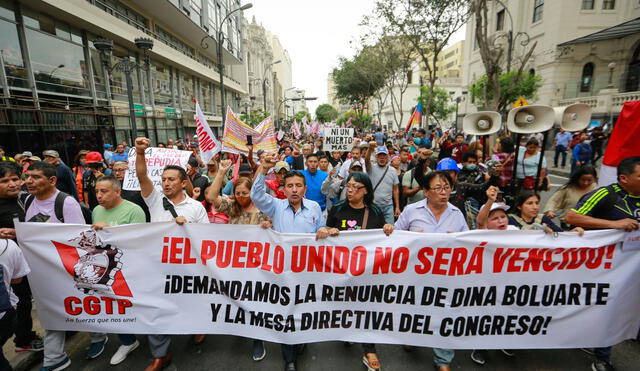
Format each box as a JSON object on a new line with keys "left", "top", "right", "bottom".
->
{"left": 316, "top": 171, "right": 393, "bottom": 371}
{"left": 543, "top": 166, "right": 598, "bottom": 227}
{"left": 204, "top": 159, "right": 271, "bottom": 361}
{"left": 508, "top": 191, "right": 562, "bottom": 232}
{"left": 491, "top": 137, "right": 515, "bottom": 189}
{"left": 515, "top": 138, "right": 550, "bottom": 192}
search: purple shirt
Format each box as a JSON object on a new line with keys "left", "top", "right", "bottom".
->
{"left": 25, "top": 190, "right": 85, "bottom": 224}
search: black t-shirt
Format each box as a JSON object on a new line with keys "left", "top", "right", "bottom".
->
{"left": 121, "top": 189, "right": 151, "bottom": 222}
{"left": 573, "top": 184, "right": 640, "bottom": 225}
{"left": 0, "top": 195, "right": 25, "bottom": 229}
{"left": 83, "top": 171, "right": 98, "bottom": 210}
{"left": 326, "top": 202, "right": 386, "bottom": 231}
{"left": 508, "top": 214, "right": 563, "bottom": 232}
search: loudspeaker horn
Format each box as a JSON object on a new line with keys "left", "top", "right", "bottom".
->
{"left": 553, "top": 103, "right": 592, "bottom": 132}
{"left": 462, "top": 111, "right": 502, "bottom": 136}
{"left": 506, "top": 105, "right": 555, "bottom": 134}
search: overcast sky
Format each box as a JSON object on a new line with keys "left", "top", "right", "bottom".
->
{"left": 244, "top": 0, "right": 465, "bottom": 115}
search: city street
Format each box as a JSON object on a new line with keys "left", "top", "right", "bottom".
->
{"left": 25, "top": 333, "right": 640, "bottom": 370}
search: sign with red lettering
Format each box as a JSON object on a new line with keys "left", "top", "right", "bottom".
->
{"left": 122, "top": 147, "right": 191, "bottom": 191}
{"left": 15, "top": 222, "right": 640, "bottom": 349}
{"left": 195, "top": 101, "right": 221, "bottom": 164}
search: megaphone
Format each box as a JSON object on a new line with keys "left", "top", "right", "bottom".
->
{"left": 553, "top": 103, "right": 592, "bottom": 132}
{"left": 506, "top": 104, "right": 555, "bottom": 134}
{"left": 463, "top": 111, "right": 501, "bottom": 136}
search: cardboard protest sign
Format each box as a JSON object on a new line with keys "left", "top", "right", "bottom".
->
{"left": 323, "top": 128, "right": 354, "bottom": 151}
{"left": 122, "top": 147, "right": 191, "bottom": 191}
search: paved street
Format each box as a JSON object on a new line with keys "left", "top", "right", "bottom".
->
{"left": 24, "top": 333, "right": 640, "bottom": 370}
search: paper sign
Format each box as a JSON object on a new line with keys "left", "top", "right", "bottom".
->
{"left": 122, "top": 147, "right": 192, "bottom": 191}
{"left": 323, "top": 128, "right": 354, "bottom": 151}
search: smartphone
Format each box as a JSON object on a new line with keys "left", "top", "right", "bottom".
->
{"left": 246, "top": 135, "right": 253, "bottom": 145}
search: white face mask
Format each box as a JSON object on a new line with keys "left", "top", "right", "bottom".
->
{"left": 583, "top": 140, "right": 591, "bottom": 145}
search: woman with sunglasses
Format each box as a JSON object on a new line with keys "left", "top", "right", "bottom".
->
{"left": 316, "top": 171, "right": 393, "bottom": 371}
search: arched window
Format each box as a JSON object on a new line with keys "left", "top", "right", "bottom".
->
{"left": 529, "top": 68, "right": 535, "bottom": 76}
{"left": 625, "top": 44, "right": 640, "bottom": 92}
{"left": 580, "top": 62, "right": 594, "bottom": 93}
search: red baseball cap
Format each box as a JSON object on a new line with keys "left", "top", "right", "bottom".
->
{"left": 85, "top": 151, "right": 103, "bottom": 164}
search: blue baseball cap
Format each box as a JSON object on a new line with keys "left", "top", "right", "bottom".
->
{"left": 376, "top": 146, "right": 389, "bottom": 155}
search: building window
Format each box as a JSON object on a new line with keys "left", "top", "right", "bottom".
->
{"left": 532, "top": 0, "right": 544, "bottom": 22}
{"left": 496, "top": 9, "right": 505, "bottom": 31}
{"left": 603, "top": 0, "right": 616, "bottom": 9}
{"left": 407, "top": 70, "right": 412, "bottom": 84}
{"left": 580, "top": 62, "right": 594, "bottom": 93}
{"left": 581, "top": 0, "right": 595, "bottom": 10}
{"left": 529, "top": 68, "right": 535, "bottom": 76}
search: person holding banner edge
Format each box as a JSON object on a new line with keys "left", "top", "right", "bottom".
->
{"left": 565, "top": 156, "right": 640, "bottom": 371}
{"left": 251, "top": 152, "right": 324, "bottom": 371}
{"left": 134, "top": 137, "right": 209, "bottom": 371}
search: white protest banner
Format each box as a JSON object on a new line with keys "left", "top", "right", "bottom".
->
{"left": 122, "top": 147, "right": 191, "bottom": 191}
{"left": 195, "top": 101, "right": 221, "bottom": 164}
{"left": 323, "top": 128, "right": 355, "bottom": 151}
{"left": 15, "top": 223, "right": 640, "bottom": 349}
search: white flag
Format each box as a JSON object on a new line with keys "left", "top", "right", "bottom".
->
{"left": 195, "top": 101, "right": 221, "bottom": 164}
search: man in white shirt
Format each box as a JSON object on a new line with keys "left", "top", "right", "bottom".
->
{"left": 0, "top": 238, "right": 30, "bottom": 371}
{"left": 134, "top": 137, "right": 209, "bottom": 371}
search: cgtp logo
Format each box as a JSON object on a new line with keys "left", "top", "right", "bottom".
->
{"left": 52, "top": 229, "right": 132, "bottom": 298}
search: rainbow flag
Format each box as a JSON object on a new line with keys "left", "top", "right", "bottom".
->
{"left": 221, "top": 107, "right": 278, "bottom": 157}
{"left": 405, "top": 102, "right": 422, "bottom": 133}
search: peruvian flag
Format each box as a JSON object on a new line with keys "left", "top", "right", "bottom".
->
{"left": 599, "top": 100, "right": 640, "bottom": 186}
{"left": 311, "top": 121, "right": 320, "bottom": 135}
{"left": 342, "top": 116, "right": 353, "bottom": 128}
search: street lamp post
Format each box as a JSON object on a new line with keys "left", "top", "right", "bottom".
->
{"left": 201, "top": 3, "right": 253, "bottom": 119}
{"left": 93, "top": 37, "right": 154, "bottom": 141}
{"left": 262, "top": 60, "right": 281, "bottom": 112}
{"left": 492, "top": 0, "right": 530, "bottom": 73}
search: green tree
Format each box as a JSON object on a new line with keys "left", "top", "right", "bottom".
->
{"left": 418, "top": 86, "right": 455, "bottom": 127}
{"left": 294, "top": 111, "right": 311, "bottom": 122}
{"left": 369, "top": 0, "right": 469, "bottom": 126}
{"left": 239, "top": 109, "right": 270, "bottom": 127}
{"left": 332, "top": 48, "right": 387, "bottom": 118}
{"left": 315, "top": 104, "right": 339, "bottom": 123}
{"left": 336, "top": 110, "right": 372, "bottom": 130}
{"left": 468, "top": 71, "right": 542, "bottom": 112}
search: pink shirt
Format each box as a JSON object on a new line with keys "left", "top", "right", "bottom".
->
{"left": 25, "top": 190, "right": 85, "bottom": 224}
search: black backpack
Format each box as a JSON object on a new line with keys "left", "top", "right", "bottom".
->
{"left": 24, "top": 192, "right": 92, "bottom": 224}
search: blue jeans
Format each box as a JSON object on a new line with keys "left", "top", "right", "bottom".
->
{"left": 118, "top": 334, "right": 137, "bottom": 346}
{"left": 594, "top": 346, "right": 611, "bottom": 363}
{"left": 379, "top": 204, "right": 394, "bottom": 224}
{"left": 433, "top": 347, "right": 454, "bottom": 367}
{"left": 554, "top": 145, "right": 567, "bottom": 167}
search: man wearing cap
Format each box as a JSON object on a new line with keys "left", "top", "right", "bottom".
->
{"left": 301, "top": 153, "right": 328, "bottom": 212}
{"left": 321, "top": 160, "right": 364, "bottom": 210}
{"left": 338, "top": 146, "right": 367, "bottom": 179}
{"left": 363, "top": 145, "right": 400, "bottom": 224}
{"left": 111, "top": 144, "right": 128, "bottom": 163}
{"left": 82, "top": 151, "right": 108, "bottom": 210}
{"left": 265, "top": 161, "right": 290, "bottom": 199}
{"left": 43, "top": 150, "right": 78, "bottom": 200}
{"left": 187, "top": 157, "right": 209, "bottom": 202}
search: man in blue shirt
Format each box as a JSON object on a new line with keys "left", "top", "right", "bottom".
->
{"left": 251, "top": 153, "right": 324, "bottom": 371}
{"left": 553, "top": 129, "right": 573, "bottom": 168}
{"left": 110, "top": 144, "right": 129, "bottom": 163}
{"left": 301, "top": 153, "right": 328, "bottom": 211}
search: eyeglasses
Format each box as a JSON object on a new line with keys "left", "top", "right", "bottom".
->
{"left": 429, "top": 186, "right": 451, "bottom": 193}
{"left": 346, "top": 184, "right": 365, "bottom": 191}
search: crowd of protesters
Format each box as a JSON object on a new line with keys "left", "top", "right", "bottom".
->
{"left": 0, "top": 122, "right": 638, "bottom": 371}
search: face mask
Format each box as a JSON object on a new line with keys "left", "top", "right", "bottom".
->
{"left": 465, "top": 164, "right": 477, "bottom": 171}
{"left": 236, "top": 196, "right": 251, "bottom": 208}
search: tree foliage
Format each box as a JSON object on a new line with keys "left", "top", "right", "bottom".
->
{"left": 239, "top": 109, "right": 270, "bottom": 127}
{"left": 470, "top": 0, "right": 537, "bottom": 112}
{"left": 332, "top": 47, "right": 387, "bottom": 118}
{"left": 294, "top": 111, "right": 312, "bottom": 122}
{"left": 336, "top": 110, "right": 372, "bottom": 130}
{"left": 369, "top": 0, "right": 469, "bottom": 125}
{"left": 315, "top": 104, "right": 339, "bottom": 123}
{"left": 468, "top": 71, "right": 542, "bottom": 112}
{"left": 418, "top": 86, "right": 455, "bottom": 126}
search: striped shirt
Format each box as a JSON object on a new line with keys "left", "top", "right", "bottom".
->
{"left": 572, "top": 184, "right": 640, "bottom": 223}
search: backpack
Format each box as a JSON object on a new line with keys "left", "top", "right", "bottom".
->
{"left": 24, "top": 192, "right": 92, "bottom": 224}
